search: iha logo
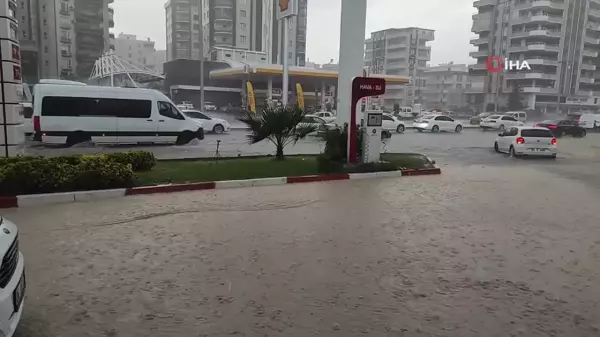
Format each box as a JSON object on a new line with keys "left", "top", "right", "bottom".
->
{"left": 486, "top": 56, "right": 531, "bottom": 72}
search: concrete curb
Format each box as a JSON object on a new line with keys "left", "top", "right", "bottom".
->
{"left": 0, "top": 168, "right": 441, "bottom": 209}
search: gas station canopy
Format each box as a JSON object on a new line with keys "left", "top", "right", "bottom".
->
{"left": 209, "top": 64, "right": 410, "bottom": 86}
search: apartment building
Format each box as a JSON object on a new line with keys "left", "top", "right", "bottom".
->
{"left": 423, "top": 64, "right": 471, "bottom": 110}
{"left": 470, "top": 0, "right": 600, "bottom": 112}
{"left": 165, "top": 0, "right": 307, "bottom": 66}
{"left": 15, "top": 0, "right": 113, "bottom": 82}
{"left": 166, "top": 0, "right": 260, "bottom": 61}
{"left": 114, "top": 34, "right": 157, "bottom": 66}
{"left": 364, "top": 27, "right": 434, "bottom": 108}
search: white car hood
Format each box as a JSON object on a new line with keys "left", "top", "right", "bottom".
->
{"left": 211, "top": 118, "right": 229, "bottom": 125}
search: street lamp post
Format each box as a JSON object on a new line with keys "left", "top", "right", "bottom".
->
{"left": 281, "top": 17, "right": 289, "bottom": 106}
{"left": 199, "top": 0, "right": 205, "bottom": 111}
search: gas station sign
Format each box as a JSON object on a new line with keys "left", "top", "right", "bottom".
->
{"left": 349, "top": 77, "right": 386, "bottom": 163}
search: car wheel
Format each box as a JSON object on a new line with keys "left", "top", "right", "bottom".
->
{"left": 396, "top": 124, "right": 405, "bottom": 133}
{"left": 66, "top": 131, "right": 90, "bottom": 147}
{"left": 499, "top": 124, "right": 505, "bottom": 131}
{"left": 494, "top": 142, "right": 500, "bottom": 153}
{"left": 580, "top": 129, "right": 587, "bottom": 137}
{"left": 455, "top": 125, "right": 463, "bottom": 133}
{"left": 509, "top": 146, "right": 517, "bottom": 158}
{"left": 175, "top": 131, "right": 195, "bottom": 145}
{"left": 213, "top": 124, "right": 225, "bottom": 134}
{"left": 432, "top": 125, "right": 439, "bottom": 133}
{"left": 550, "top": 154, "right": 557, "bottom": 159}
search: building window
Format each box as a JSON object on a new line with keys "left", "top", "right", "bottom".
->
{"left": 240, "top": 35, "right": 246, "bottom": 42}
{"left": 44, "top": 46, "right": 48, "bottom": 52}
{"left": 43, "top": 32, "right": 47, "bottom": 39}
{"left": 240, "top": 10, "right": 247, "bottom": 17}
{"left": 240, "top": 23, "right": 246, "bottom": 30}
{"left": 45, "top": 60, "right": 49, "bottom": 66}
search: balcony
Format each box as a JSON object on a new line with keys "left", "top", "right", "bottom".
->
{"left": 61, "top": 50, "right": 72, "bottom": 57}
{"left": 510, "top": 29, "right": 561, "bottom": 38}
{"left": 581, "top": 63, "right": 597, "bottom": 71}
{"left": 469, "top": 50, "right": 489, "bottom": 58}
{"left": 60, "top": 21, "right": 72, "bottom": 29}
{"left": 515, "top": 0, "right": 565, "bottom": 10}
{"left": 580, "top": 77, "right": 595, "bottom": 84}
{"left": 60, "top": 37, "right": 72, "bottom": 44}
{"left": 59, "top": 7, "right": 70, "bottom": 15}
{"left": 470, "top": 37, "right": 490, "bottom": 45}
{"left": 588, "top": 22, "right": 600, "bottom": 31}
{"left": 473, "top": 0, "right": 495, "bottom": 7}
{"left": 469, "top": 63, "right": 488, "bottom": 70}
{"left": 509, "top": 42, "right": 560, "bottom": 52}
{"left": 505, "top": 72, "right": 556, "bottom": 80}
{"left": 584, "top": 36, "right": 600, "bottom": 45}
{"left": 583, "top": 50, "right": 599, "bottom": 57}
{"left": 590, "top": 9, "right": 600, "bottom": 20}
{"left": 514, "top": 14, "right": 564, "bottom": 24}
{"left": 520, "top": 86, "right": 557, "bottom": 93}
{"left": 214, "top": 0, "right": 234, "bottom": 8}
{"left": 524, "top": 58, "right": 558, "bottom": 66}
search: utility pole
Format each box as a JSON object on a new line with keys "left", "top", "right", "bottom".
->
{"left": 281, "top": 17, "right": 289, "bottom": 106}
{"left": 199, "top": 0, "right": 205, "bottom": 110}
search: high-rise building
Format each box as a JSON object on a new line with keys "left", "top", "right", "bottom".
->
{"left": 15, "top": 0, "right": 113, "bottom": 82}
{"left": 364, "top": 27, "right": 434, "bottom": 108}
{"left": 114, "top": 34, "right": 157, "bottom": 66}
{"left": 469, "top": 0, "right": 600, "bottom": 112}
{"left": 165, "top": 0, "right": 307, "bottom": 66}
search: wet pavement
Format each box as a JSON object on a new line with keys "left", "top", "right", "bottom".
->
{"left": 5, "top": 155, "right": 600, "bottom": 336}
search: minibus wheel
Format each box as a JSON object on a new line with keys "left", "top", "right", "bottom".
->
{"left": 175, "top": 131, "right": 195, "bottom": 145}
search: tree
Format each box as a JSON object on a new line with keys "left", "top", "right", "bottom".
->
{"left": 507, "top": 86, "right": 525, "bottom": 111}
{"left": 238, "top": 105, "right": 318, "bottom": 160}
{"left": 485, "top": 103, "right": 495, "bottom": 112}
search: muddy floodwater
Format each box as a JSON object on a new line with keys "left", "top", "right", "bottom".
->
{"left": 5, "top": 163, "right": 600, "bottom": 337}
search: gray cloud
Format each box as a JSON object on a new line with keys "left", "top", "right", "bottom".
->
{"left": 113, "top": 0, "right": 476, "bottom": 66}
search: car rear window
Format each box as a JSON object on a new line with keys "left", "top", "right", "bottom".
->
{"left": 541, "top": 120, "right": 557, "bottom": 124}
{"left": 521, "top": 129, "right": 554, "bottom": 137}
{"left": 488, "top": 115, "right": 500, "bottom": 119}
{"left": 421, "top": 115, "right": 434, "bottom": 119}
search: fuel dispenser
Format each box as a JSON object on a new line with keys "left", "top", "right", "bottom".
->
{"left": 362, "top": 111, "right": 382, "bottom": 163}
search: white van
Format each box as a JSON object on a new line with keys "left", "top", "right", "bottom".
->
{"left": 32, "top": 84, "right": 204, "bottom": 146}
{"left": 578, "top": 113, "right": 600, "bottom": 129}
{"left": 505, "top": 111, "right": 527, "bottom": 122}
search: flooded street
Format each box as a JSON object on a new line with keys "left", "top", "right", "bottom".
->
{"left": 4, "top": 162, "right": 600, "bottom": 336}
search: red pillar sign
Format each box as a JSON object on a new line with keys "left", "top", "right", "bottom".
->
{"left": 349, "top": 77, "right": 386, "bottom": 163}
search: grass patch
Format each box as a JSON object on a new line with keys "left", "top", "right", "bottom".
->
{"left": 135, "top": 153, "right": 434, "bottom": 186}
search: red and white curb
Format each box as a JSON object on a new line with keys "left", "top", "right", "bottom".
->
{"left": 0, "top": 168, "right": 441, "bottom": 209}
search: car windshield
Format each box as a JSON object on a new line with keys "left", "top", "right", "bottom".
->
{"left": 421, "top": 115, "right": 434, "bottom": 120}
{"left": 521, "top": 129, "right": 554, "bottom": 137}
{"left": 478, "top": 113, "right": 491, "bottom": 117}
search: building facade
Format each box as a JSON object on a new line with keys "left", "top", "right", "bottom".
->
{"left": 165, "top": 0, "right": 307, "bottom": 66}
{"left": 470, "top": 0, "right": 600, "bottom": 113}
{"left": 15, "top": 0, "right": 113, "bottom": 83}
{"left": 422, "top": 64, "right": 470, "bottom": 110}
{"left": 114, "top": 33, "right": 157, "bottom": 66}
{"left": 364, "top": 27, "right": 434, "bottom": 108}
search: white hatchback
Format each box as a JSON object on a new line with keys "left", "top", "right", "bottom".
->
{"left": 0, "top": 217, "right": 25, "bottom": 337}
{"left": 481, "top": 114, "right": 524, "bottom": 131}
{"left": 413, "top": 114, "right": 463, "bottom": 133}
{"left": 382, "top": 113, "right": 406, "bottom": 133}
{"left": 182, "top": 110, "right": 231, "bottom": 134}
{"left": 494, "top": 127, "right": 557, "bottom": 158}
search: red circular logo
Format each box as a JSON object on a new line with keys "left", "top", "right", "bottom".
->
{"left": 486, "top": 56, "right": 504, "bottom": 73}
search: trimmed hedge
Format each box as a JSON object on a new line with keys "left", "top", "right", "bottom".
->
{"left": 0, "top": 151, "right": 156, "bottom": 196}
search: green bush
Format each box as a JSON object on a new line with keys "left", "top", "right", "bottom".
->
{"left": 104, "top": 151, "right": 156, "bottom": 172}
{"left": 0, "top": 155, "right": 136, "bottom": 196}
{"left": 0, "top": 151, "right": 156, "bottom": 172}
{"left": 320, "top": 124, "right": 363, "bottom": 163}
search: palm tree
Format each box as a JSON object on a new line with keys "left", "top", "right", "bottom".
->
{"left": 238, "top": 105, "right": 317, "bottom": 160}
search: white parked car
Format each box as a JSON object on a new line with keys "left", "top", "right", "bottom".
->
{"left": 181, "top": 110, "right": 231, "bottom": 134}
{"left": 204, "top": 102, "right": 217, "bottom": 111}
{"left": 311, "top": 112, "right": 336, "bottom": 123}
{"left": 505, "top": 111, "right": 528, "bottom": 122}
{"left": 494, "top": 127, "right": 557, "bottom": 158}
{"left": 0, "top": 216, "right": 25, "bottom": 337}
{"left": 300, "top": 115, "right": 335, "bottom": 135}
{"left": 382, "top": 113, "right": 405, "bottom": 133}
{"left": 413, "top": 114, "right": 463, "bottom": 133}
{"left": 480, "top": 114, "right": 524, "bottom": 131}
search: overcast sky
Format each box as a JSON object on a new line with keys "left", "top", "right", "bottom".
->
{"left": 113, "top": 0, "right": 476, "bottom": 66}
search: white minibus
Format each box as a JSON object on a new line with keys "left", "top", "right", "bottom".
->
{"left": 32, "top": 84, "right": 204, "bottom": 146}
